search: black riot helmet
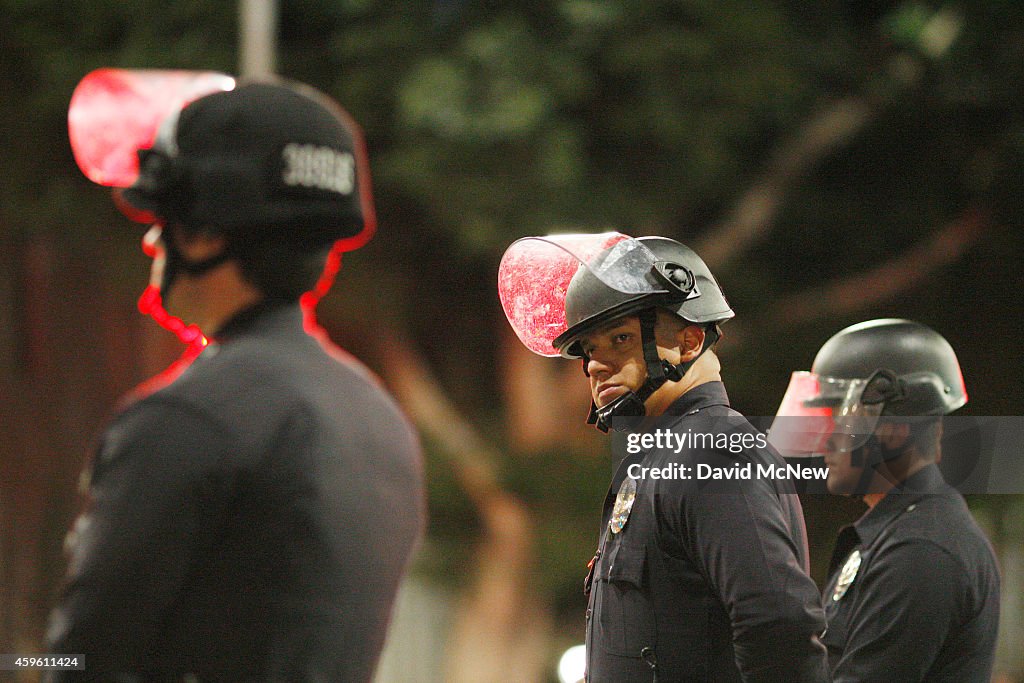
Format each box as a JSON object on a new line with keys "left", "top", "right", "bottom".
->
{"left": 562, "top": 237, "right": 733, "bottom": 430}
{"left": 498, "top": 233, "right": 734, "bottom": 432}
{"left": 555, "top": 237, "right": 734, "bottom": 358}
{"left": 69, "top": 69, "right": 376, "bottom": 310}
{"left": 811, "top": 319, "right": 967, "bottom": 416}
{"left": 121, "top": 80, "right": 375, "bottom": 295}
{"left": 770, "top": 319, "right": 967, "bottom": 465}
{"left": 123, "top": 81, "right": 371, "bottom": 242}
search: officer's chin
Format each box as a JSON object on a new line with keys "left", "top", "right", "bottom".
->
{"left": 825, "top": 476, "right": 845, "bottom": 496}
{"left": 827, "top": 471, "right": 872, "bottom": 497}
{"left": 824, "top": 469, "right": 854, "bottom": 496}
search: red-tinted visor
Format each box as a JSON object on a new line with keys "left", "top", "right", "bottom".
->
{"left": 498, "top": 232, "right": 664, "bottom": 356}
{"left": 768, "top": 371, "right": 884, "bottom": 457}
{"left": 68, "top": 68, "right": 235, "bottom": 188}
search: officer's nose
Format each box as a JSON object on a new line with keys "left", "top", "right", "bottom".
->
{"left": 586, "top": 354, "right": 614, "bottom": 380}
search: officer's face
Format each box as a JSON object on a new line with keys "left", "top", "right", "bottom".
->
{"left": 580, "top": 314, "right": 695, "bottom": 408}
{"left": 821, "top": 415, "right": 888, "bottom": 494}
{"left": 580, "top": 317, "right": 647, "bottom": 407}
{"left": 822, "top": 447, "right": 863, "bottom": 495}
{"left": 824, "top": 422, "right": 919, "bottom": 495}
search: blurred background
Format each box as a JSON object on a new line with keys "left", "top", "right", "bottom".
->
{"left": 2, "top": 1, "right": 1023, "bottom": 681}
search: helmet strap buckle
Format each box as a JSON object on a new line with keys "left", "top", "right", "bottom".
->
{"left": 589, "top": 392, "right": 647, "bottom": 433}
{"left": 860, "top": 368, "right": 906, "bottom": 407}
{"left": 161, "top": 228, "right": 235, "bottom": 294}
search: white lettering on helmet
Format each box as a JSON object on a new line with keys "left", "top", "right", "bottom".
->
{"left": 281, "top": 143, "right": 355, "bottom": 195}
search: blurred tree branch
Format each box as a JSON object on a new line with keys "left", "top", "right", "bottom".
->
{"left": 693, "top": 33, "right": 957, "bottom": 270}
{"left": 380, "top": 332, "right": 550, "bottom": 683}
{"left": 713, "top": 209, "right": 990, "bottom": 356}
{"left": 767, "top": 208, "right": 988, "bottom": 328}
{"left": 696, "top": 95, "right": 875, "bottom": 268}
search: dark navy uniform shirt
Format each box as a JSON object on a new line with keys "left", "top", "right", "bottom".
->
{"left": 46, "top": 302, "right": 425, "bottom": 682}
{"left": 584, "top": 382, "right": 828, "bottom": 683}
{"left": 823, "top": 464, "right": 1000, "bottom": 682}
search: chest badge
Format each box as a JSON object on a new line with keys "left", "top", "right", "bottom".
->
{"left": 832, "top": 549, "right": 862, "bottom": 602}
{"left": 609, "top": 477, "right": 637, "bottom": 534}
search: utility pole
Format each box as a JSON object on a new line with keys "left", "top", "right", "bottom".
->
{"left": 239, "top": 0, "right": 279, "bottom": 78}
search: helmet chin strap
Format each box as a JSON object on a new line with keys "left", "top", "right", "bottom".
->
{"left": 847, "top": 416, "right": 917, "bottom": 497}
{"left": 160, "top": 228, "right": 234, "bottom": 295}
{"left": 586, "top": 309, "right": 719, "bottom": 433}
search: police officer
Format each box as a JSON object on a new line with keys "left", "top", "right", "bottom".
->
{"left": 499, "top": 233, "right": 829, "bottom": 682}
{"left": 47, "top": 80, "right": 425, "bottom": 681}
{"left": 772, "top": 319, "right": 1000, "bottom": 682}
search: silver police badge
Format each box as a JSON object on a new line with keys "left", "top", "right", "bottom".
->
{"left": 609, "top": 477, "right": 637, "bottom": 534}
{"left": 832, "top": 549, "right": 862, "bottom": 602}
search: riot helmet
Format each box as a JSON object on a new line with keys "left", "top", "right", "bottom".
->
{"left": 123, "top": 81, "right": 371, "bottom": 243}
{"left": 498, "top": 233, "right": 734, "bottom": 431}
{"left": 770, "top": 319, "right": 967, "bottom": 461}
{"left": 556, "top": 236, "right": 734, "bottom": 358}
{"left": 68, "top": 70, "right": 375, "bottom": 295}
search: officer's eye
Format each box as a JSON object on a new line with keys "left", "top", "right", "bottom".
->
{"left": 613, "top": 333, "right": 632, "bottom": 345}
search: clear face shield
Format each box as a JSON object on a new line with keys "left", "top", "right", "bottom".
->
{"left": 67, "top": 69, "right": 235, "bottom": 345}
{"left": 68, "top": 68, "right": 236, "bottom": 198}
{"left": 497, "top": 232, "right": 670, "bottom": 357}
{"left": 768, "top": 369, "right": 901, "bottom": 457}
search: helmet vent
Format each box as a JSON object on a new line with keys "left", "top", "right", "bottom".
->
{"left": 653, "top": 261, "right": 699, "bottom": 299}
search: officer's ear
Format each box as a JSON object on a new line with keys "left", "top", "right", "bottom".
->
{"left": 678, "top": 325, "right": 706, "bottom": 362}
{"left": 655, "top": 310, "right": 705, "bottom": 361}
{"left": 655, "top": 311, "right": 694, "bottom": 357}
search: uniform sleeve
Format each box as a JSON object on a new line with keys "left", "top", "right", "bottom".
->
{"left": 44, "top": 399, "right": 233, "bottom": 682}
{"left": 831, "top": 540, "right": 964, "bottom": 683}
{"left": 672, "top": 453, "right": 829, "bottom": 683}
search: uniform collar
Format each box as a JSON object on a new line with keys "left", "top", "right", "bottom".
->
{"left": 827, "top": 464, "right": 950, "bottom": 577}
{"left": 852, "top": 463, "right": 950, "bottom": 547}
{"left": 210, "top": 298, "right": 300, "bottom": 342}
{"left": 661, "top": 380, "right": 731, "bottom": 417}
{"left": 601, "top": 382, "right": 730, "bottom": 522}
